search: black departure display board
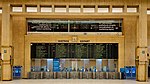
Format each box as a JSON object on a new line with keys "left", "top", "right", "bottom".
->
{"left": 56, "top": 44, "right": 68, "bottom": 58}
{"left": 28, "top": 20, "right": 68, "bottom": 32}
{"left": 31, "top": 43, "right": 118, "bottom": 59}
{"left": 28, "top": 20, "right": 122, "bottom": 32}
{"left": 70, "top": 21, "right": 122, "bottom": 32}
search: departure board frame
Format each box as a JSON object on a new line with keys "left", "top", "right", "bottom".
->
{"left": 31, "top": 43, "right": 118, "bottom": 59}
{"left": 27, "top": 19, "right": 123, "bottom": 33}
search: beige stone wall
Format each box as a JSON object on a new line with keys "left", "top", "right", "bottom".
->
{"left": 2, "top": 0, "right": 141, "bottom": 5}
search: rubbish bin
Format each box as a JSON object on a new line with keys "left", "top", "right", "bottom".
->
{"left": 13, "top": 66, "right": 22, "bottom": 79}
{"left": 125, "top": 66, "right": 132, "bottom": 79}
{"left": 131, "top": 66, "right": 136, "bottom": 78}
{"left": 120, "top": 68, "right": 126, "bottom": 79}
{"left": 125, "top": 66, "right": 136, "bottom": 79}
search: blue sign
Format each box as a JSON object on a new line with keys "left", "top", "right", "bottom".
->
{"left": 53, "top": 59, "right": 60, "bottom": 72}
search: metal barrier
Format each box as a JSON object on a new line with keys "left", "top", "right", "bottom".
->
{"left": 28, "top": 72, "right": 123, "bottom": 79}
{"left": 70, "top": 72, "right": 79, "bottom": 79}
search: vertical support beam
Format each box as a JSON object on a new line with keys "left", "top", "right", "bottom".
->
{"left": 136, "top": 0, "right": 148, "bottom": 82}
{"left": 22, "top": 4, "right": 26, "bottom": 13}
{"left": 1, "top": 2, "right": 12, "bottom": 81}
{"left": 124, "top": 5, "right": 127, "bottom": 13}
{"left": 95, "top": 5, "right": 98, "bottom": 13}
{"left": 81, "top": 5, "right": 83, "bottom": 13}
{"left": 37, "top": 4, "right": 40, "bottom": 13}
{"left": 118, "top": 38, "right": 125, "bottom": 72}
{"left": 24, "top": 36, "right": 30, "bottom": 78}
{"left": 109, "top": 5, "right": 112, "bottom": 13}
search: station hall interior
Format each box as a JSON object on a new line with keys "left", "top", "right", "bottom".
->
{"left": 0, "top": 0, "right": 150, "bottom": 83}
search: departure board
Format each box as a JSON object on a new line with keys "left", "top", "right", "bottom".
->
{"left": 75, "top": 44, "right": 88, "bottom": 58}
{"left": 56, "top": 44, "right": 68, "bottom": 58}
{"left": 28, "top": 20, "right": 122, "bottom": 32}
{"left": 28, "top": 20, "right": 68, "bottom": 32}
{"left": 31, "top": 43, "right": 48, "bottom": 58}
{"left": 70, "top": 21, "right": 122, "bottom": 32}
{"left": 94, "top": 44, "right": 105, "bottom": 59}
{"left": 31, "top": 43, "right": 118, "bottom": 59}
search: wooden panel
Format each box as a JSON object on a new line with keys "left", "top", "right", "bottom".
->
{"left": 137, "top": 63, "right": 146, "bottom": 81}
{"left": 1, "top": 3, "right": 11, "bottom": 46}
{"left": 0, "top": 15, "right": 2, "bottom": 52}
{"left": 5, "top": 0, "right": 141, "bottom": 5}
{"left": 2, "top": 64, "right": 12, "bottom": 80}
{"left": 0, "top": 1, "right": 2, "bottom": 7}
{"left": 12, "top": 16, "right": 26, "bottom": 66}
{"left": 148, "top": 0, "right": 150, "bottom": 8}
{"left": 147, "top": 16, "right": 150, "bottom": 54}
{"left": 124, "top": 16, "right": 137, "bottom": 66}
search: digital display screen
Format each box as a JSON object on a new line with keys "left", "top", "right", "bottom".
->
{"left": 28, "top": 20, "right": 122, "bottom": 32}
{"left": 31, "top": 43, "right": 118, "bottom": 59}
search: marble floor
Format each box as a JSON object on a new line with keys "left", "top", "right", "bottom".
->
{"left": 0, "top": 79, "right": 150, "bottom": 84}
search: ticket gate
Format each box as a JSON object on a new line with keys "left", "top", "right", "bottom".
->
{"left": 70, "top": 72, "right": 79, "bottom": 79}
{"left": 43, "top": 72, "right": 53, "bottom": 79}
{"left": 28, "top": 72, "right": 122, "bottom": 79}
{"left": 28, "top": 72, "right": 43, "bottom": 79}
{"left": 57, "top": 72, "right": 67, "bottom": 79}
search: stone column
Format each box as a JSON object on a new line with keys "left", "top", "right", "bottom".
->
{"left": 1, "top": 3, "right": 12, "bottom": 81}
{"left": 136, "top": 0, "right": 148, "bottom": 82}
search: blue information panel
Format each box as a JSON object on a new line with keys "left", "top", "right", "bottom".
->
{"left": 120, "top": 68, "right": 125, "bottom": 73}
{"left": 53, "top": 59, "right": 60, "bottom": 72}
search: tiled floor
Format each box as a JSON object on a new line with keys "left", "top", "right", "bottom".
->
{"left": 0, "top": 79, "right": 150, "bottom": 84}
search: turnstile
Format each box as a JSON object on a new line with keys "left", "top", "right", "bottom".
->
{"left": 70, "top": 72, "right": 79, "bottom": 79}
{"left": 28, "top": 72, "right": 122, "bottom": 79}
{"left": 43, "top": 72, "right": 53, "bottom": 79}
{"left": 100, "top": 72, "right": 107, "bottom": 79}
{"left": 57, "top": 72, "right": 67, "bottom": 79}
{"left": 28, "top": 72, "right": 43, "bottom": 79}
{"left": 79, "top": 72, "right": 83, "bottom": 79}
{"left": 92, "top": 72, "right": 96, "bottom": 79}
